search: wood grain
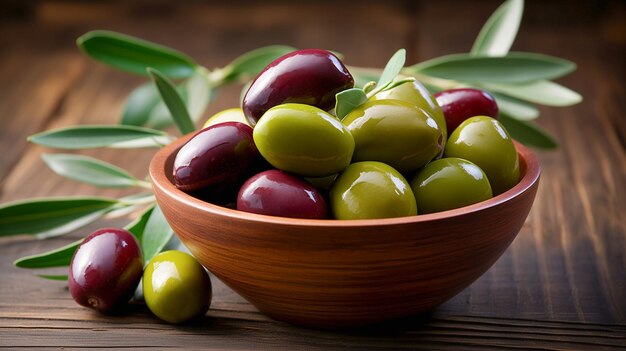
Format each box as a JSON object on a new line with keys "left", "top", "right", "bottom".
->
{"left": 0, "top": 0, "right": 625, "bottom": 348}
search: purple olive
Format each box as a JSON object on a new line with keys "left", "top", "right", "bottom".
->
{"left": 434, "top": 88, "right": 499, "bottom": 134}
{"left": 173, "top": 122, "right": 259, "bottom": 192}
{"left": 242, "top": 49, "right": 354, "bottom": 125}
{"left": 69, "top": 228, "right": 143, "bottom": 313}
{"left": 237, "top": 170, "right": 328, "bottom": 219}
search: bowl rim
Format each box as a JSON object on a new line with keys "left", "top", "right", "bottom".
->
{"left": 149, "top": 133, "right": 541, "bottom": 228}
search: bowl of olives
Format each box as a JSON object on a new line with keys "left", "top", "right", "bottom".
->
{"left": 149, "top": 49, "right": 541, "bottom": 329}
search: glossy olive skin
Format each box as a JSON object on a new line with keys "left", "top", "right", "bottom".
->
{"left": 143, "top": 250, "right": 212, "bottom": 324}
{"left": 238, "top": 170, "right": 328, "bottom": 219}
{"left": 202, "top": 107, "right": 250, "bottom": 129}
{"left": 434, "top": 88, "right": 499, "bottom": 134}
{"left": 330, "top": 161, "right": 417, "bottom": 219}
{"left": 243, "top": 49, "right": 354, "bottom": 125}
{"left": 411, "top": 157, "right": 493, "bottom": 214}
{"left": 343, "top": 99, "right": 443, "bottom": 173}
{"left": 372, "top": 79, "right": 448, "bottom": 143}
{"left": 444, "top": 116, "right": 520, "bottom": 195}
{"left": 173, "top": 122, "right": 259, "bottom": 192}
{"left": 69, "top": 228, "right": 143, "bottom": 313}
{"left": 253, "top": 103, "right": 354, "bottom": 177}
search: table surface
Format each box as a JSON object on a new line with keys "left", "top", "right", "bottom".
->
{"left": 1, "top": 1, "right": 625, "bottom": 349}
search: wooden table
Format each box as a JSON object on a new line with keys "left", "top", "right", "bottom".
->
{"left": 1, "top": 1, "right": 625, "bottom": 349}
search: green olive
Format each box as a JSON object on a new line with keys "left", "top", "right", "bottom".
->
{"left": 253, "top": 103, "right": 354, "bottom": 177}
{"left": 371, "top": 79, "right": 448, "bottom": 143}
{"left": 342, "top": 99, "right": 443, "bottom": 173}
{"left": 444, "top": 116, "right": 520, "bottom": 195}
{"left": 330, "top": 161, "right": 417, "bottom": 219}
{"left": 411, "top": 157, "right": 493, "bottom": 214}
{"left": 143, "top": 250, "right": 212, "bottom": 324}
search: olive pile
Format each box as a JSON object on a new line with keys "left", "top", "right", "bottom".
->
{"left": 174, "top": 49, "right": 520, "bottom": 219}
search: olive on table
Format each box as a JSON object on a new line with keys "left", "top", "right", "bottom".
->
{"left": 444, "top": 116, "right": 520, "bottom": 195}
{"left": 237, "top": 170, "right": 328, "bottom": 219}
{"left": 143, "top": 250, "right": 212, "bottom": 324}
{"left": 411, "top": 157, "right": 493, "bottom": 214}
{"left": 173, "top": 122, "right": 259, "bottom": 192}
{"left": 253, "top": 103, "right": 354, "bottom": 177}
{"left": 330, "top": 161, "right": 417, "bottom": 219}
{"left": 342, "top": 99, "right": 443, "bottom": 173}
{"left": 434, "top": 88, "right": 499, "bottom": 134}
{"left": 68, "top": 228, "right": 143, "bottom": 313}
{"left": 372, "top": 79, "right": 448, "bottom": 143}
{"left": 242, "top": 49, "right": 354, "bottom": 125}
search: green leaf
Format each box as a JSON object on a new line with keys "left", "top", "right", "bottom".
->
{"left": 148, "top": 68, "right": 196, "bottom": 135}
{"left": 185, "top": 70, "right": 214, "bottom": 123}
{"left": 37, "top": 274, "right": 68, "bottom": 281}
{"left": 410, "top": 52, "right": 576, "bottom": 83}
{"left": 335, "top": 88, "right": 368, "bottom": 119}
{"left": 500, "top": 114, "right": 557, "bottom": 149}
{"left": 14, "top": 239, "right": 82, "bottom": 268}
{"left": 471, "top": 0, "right": 524, "bottom": 56}
{"left": 493, "top": 93, "right": 539, "bottom": 120}
{"left": 377, "top": 49, "right": 406, "bottom": 89}
{"left": 141, "top": 205, "right": 174, "bottom": 262}
{"left": 77, "top": 30, "right": 197, "bottom": 79}
{"left": 121, "top": 82, "right": 162, "bottom": 127}
{"left": 221, "top": 45, "right": 296, "bottom": 83}
{"left": 482, "top": 80, "right": 582, "bottom": 106}
{"left": 41, "top": 153, "right": 145, "bottom": 188}
{"left": 125, "top": 205, "right": 155, "bottom": 244}
{"left": 0, "top": 197, "right": 118, "bottom": 237}
{"left": 28, "top": 125, "right": 172, "bottom": 149}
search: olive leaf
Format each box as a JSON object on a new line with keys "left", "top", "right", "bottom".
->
{"left": 14, "top": 239, "right": 82, "bottom": 268}
{"left": 28, "top": 125, "right": 173, "bottom": 149}
{"left": 493, "top": 93, "right": 539, "bottom": 121}
{"left": 377, "top": 48, "right": 406, "bottom": 89}
{"left": 500, "top": 114, "right": 557, "bottom": 149}
{"left": 0, "top": 197, "right": 119, "bottom": 237}
{"left": 41, "top": 153, "right": 148, "bottom": 189}
{"left": 126, "top": 205, "right": 155, "bottom": 245}
{"left": 37, "top": 274, "right": 69, "bottom": 281}
{"left": 335, "top": 88, "right": 368, "bottom": 119}
{"left": 148, "top": 68, "right": 196, "bottom": 135}
{"left": 220, "top": 45, "right": 296, "bottom": 83}
{"left": 409, "top": 52, "right": 576, "bottom": 83}
{"left": 471, "top": 0, "right": 524, "bottom": 56}
{"left": 141, "top": 205, "right": 174, "bottom": 263}
{"left": 121, "top": 82, "right": 162, "bottom": 127}
{"left": 482, "top": 80, "right": 582, "bottom": 106}
{"left": 77, "top": 30, "right": 198, "bottom": 79}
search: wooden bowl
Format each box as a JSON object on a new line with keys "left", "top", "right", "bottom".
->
{"left": 149, "top": 134, "right": 540, "bottom": 329}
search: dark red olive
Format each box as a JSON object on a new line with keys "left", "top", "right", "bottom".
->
{"left": 434, "top": 88, "right": 499, "bottom": 134}
{"left": 68, "top": 228, "right": 143, "bottom": 313}
{"left": 242, "top": 49, "right": 354, "bottom": 125}
{"left": 173, "top": 122, "right": 259, "bottom": 192}
{"left": 237, "top": 170, "right": 328, "bottom": 219}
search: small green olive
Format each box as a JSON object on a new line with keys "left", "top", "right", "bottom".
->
{"left": 342, "top": 99, "right": 443, "bottom": 173}
{"left": 143, "top": 250, "right": 211, "bottom": 324}
{"left": 411, "top": 157, "right": 493, "bottom": 214}
{"left": 444, "top": 116, "right": 520, "bottom": 195}
{"left": 371, "top": 79, "right": 448, "bottom": 143}
{"left": 253, "top": 103, "right": 354, "bottom": 177}
{"left": 330, "top": 161, "right": 417, "bottom": 219}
